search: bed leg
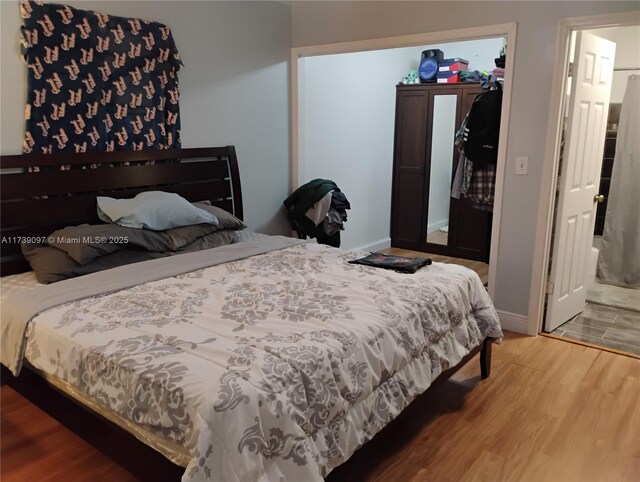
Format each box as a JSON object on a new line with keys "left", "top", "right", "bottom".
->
{"left": 480, "top": 338, "right": 492, "bottom": 380}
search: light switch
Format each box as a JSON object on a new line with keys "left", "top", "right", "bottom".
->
{"left": 516, "top": 156, "right": 528, "bottom": 175}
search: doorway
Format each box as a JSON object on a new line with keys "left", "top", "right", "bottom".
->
{"left": 291, "top": 23, "right": 517, "bottom": 301}
{"left": 542, "top": 25, "right": 640, "bottom": 356}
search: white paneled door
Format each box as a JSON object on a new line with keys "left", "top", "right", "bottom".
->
{"left": 545, "top": 31, "right": 616, "bottom": 332}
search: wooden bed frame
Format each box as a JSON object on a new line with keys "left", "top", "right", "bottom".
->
{"left": 0, "top": 146, "right": 492, "bottom": 479}
{"left": 1, "top": 146, "right": 242, "bottom": 275}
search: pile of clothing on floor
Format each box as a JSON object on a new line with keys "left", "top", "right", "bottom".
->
{"left": 283, "top": 179, "right": 350, "bottom": 247}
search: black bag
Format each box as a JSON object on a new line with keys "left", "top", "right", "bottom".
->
{"left": 348, "top": 253, "right": 432, "bottom": 274}
{"left": 463, "top": 83, "right": 503, "bottom": 167}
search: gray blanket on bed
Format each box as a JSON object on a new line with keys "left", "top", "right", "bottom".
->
{"left": 1, "top": 235, "right": 305, "bottom": 375}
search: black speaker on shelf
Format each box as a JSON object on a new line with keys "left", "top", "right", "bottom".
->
{"left": 419, "top": 49, "right": 444, "bottom": 82}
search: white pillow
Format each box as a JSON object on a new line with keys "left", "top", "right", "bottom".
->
{"left": 97, "top": 191, "right": 219, "bottom": 230}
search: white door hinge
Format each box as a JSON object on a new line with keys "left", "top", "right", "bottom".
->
{"left": 546, "top": 281, "right": 554, "bottom": 295}
{"left": 568, "top": 62, "right": 573, "bottom": 78}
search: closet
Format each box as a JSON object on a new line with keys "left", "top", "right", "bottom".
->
{"left": 390, "top": 83, "right": 491, "bottom": 262}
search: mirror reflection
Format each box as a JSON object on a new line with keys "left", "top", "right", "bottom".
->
{"left": 426, "top": 94, "right": 457, "bottom": 246}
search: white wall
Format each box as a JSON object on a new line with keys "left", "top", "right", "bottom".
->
{"left": 0, "top": 0, "right": 292, "bottom": 235}
{"left": 586, "top": 26, "right": 640, "bottom": 103}
{"left": 292, "top": 1, "right": 640, "bottom": 318}
{"left": 299, "top": 38, "right": 502, "bottom": 250}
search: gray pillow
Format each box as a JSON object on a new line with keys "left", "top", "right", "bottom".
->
{"left": 48, "top": 222, "right": 221, "bottom": 265}
{"left": 97, "top": 191, "right": 219, "bottom": 230}
{"left": 22, "top": 229, "right": 238, "bottom": 284}
{"left": 176, "top": 229, "right": 237, "bottom": 253}
{"left": 193, "top": 202, "right": 246, "bottom": 231}
{"left": 48, "top": 224, "right": 168, "bottom": 265}
{"left": 21, "top": 243, "right": 167, "bottom": 284}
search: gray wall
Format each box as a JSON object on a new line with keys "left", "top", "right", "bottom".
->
{"left": 0, "top": 1, "right": 292, "bottom": 235}
{"left": 292, "top": 1, "right": 640, "bottom": 318}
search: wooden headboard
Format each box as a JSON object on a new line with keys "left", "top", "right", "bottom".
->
{"left": 0, "top": 146, "right": 243, "bottom": 276}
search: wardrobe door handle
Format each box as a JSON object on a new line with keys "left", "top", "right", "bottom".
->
{"left": 594, "top": 194, "right": 605, "bottom": 203}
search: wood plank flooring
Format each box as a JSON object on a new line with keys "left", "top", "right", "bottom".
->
{"left": 2, "top": 333, "right": 639, "bottom": 481}
{"left": 381, "top": 247, "right": 489, "bottom": 284}
{"left": 1, "top": 384, "right": 140, "bottom": 482}
{"left": 425, "top": 231, "right": 448, "bottom": 246}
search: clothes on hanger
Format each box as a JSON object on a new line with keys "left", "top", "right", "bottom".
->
{"left": 464, "top": 164, "right": 496, "bottom": 211}
{"left": 451, "top": 80, "right": 502, "bottom": 211}
{"left": 451, "top": 114, "right": 473, "bottom": 199}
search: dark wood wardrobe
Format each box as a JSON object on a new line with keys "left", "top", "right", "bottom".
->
{"left": 390, "top": 83, "right": 491, "bottom": 262}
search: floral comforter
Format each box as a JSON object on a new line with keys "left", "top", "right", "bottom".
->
{"left": 22, "top": 241, "right": 502, "bottom": 481}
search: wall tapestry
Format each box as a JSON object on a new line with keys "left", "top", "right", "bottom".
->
{"left": 20, "top": 0, "right": 182, "bottom": 154}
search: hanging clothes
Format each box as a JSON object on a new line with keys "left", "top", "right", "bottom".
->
{"left": 597, "top": 75, "right": 640, "bottom": 288}
{"left": 451, "top": 112, "right": 470, "bottom": 199}
{"left": 453, "top": 80, "right": 502, "bottom": 211}
{"left": 451, "top": 112, "right": 473, "bottom": 199}
{"left": 451, "top": 85, "right": 499, "bottom": 211}
{"left": 464, "top": 164, "right": 496, "bottom": 211}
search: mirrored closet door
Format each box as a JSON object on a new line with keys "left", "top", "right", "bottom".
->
{"left": 426, "top": 94, "right": 457, "bottom": 247}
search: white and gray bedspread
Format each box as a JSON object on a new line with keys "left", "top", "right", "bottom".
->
{"left": 3, "top": 234, "right": 502, "bottom": 481}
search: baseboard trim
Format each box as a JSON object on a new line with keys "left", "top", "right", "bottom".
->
{"left": 352, "top": 237, "right": 391, "bottom": 252}
{"left": 427, "top": 219, "right": 448, "bottom": 234}
{"left": 497, "top": 310, "right": 531, "bottom": 335}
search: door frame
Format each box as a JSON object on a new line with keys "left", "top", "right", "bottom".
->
{"left": 291, "top": 22, "right": 518, "bottom": 300}
{"left": 528, "top": 12, "right": 640, "bottom": 334}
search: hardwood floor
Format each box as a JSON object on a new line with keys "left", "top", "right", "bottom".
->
{"left": 382, "top": 247, "right": 489, "bottom": 284}
{"left": 2, "top": 333, "right": 638, "bottom": 481}
{"left": 1, "top": 368, "right": 183, "bottom": 482}
{"left": 329, "top": 332, "right": 640, "bottom": 482}
{"left": 425, "top": 230, "right": 448, "bottom": 246}
{"left": 1, "top": 384, "right": 139, "bottom": 482}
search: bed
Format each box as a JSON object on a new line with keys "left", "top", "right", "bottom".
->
{"left": 1, "top": 147, "right": 503, "bottom": 481}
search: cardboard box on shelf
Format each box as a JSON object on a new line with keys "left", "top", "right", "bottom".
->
{"left": 436, "top": 70, "right": 461, "bottom": 83}
{"left": 439, "top": 58, "right": 469, "bottom": 72}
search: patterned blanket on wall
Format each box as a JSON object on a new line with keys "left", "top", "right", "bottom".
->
{"left": 20, "top": 0, "right": 182, "bottom": 154}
